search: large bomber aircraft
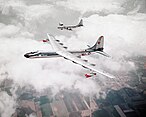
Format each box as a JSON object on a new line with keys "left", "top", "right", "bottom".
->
{"left": 57, "top": 19, "right": 83, "bottom": 31}
{"left": 24, "top": 34, "right": 114, "bottom": 79}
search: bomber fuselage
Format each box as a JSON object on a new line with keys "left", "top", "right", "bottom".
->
{"left": 24, "top": 50, "right": 91, "bottom": 59}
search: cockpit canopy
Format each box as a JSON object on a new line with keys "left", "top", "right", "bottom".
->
{"left": 29, "top": 51, "right": 39, "bottom": 54}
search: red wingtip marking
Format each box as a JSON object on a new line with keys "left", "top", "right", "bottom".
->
{"left": 42, "top": 39, "right": 48, "bottom": 42}
{"left": 85, "top": 74, "right": 91, "bottom": 78}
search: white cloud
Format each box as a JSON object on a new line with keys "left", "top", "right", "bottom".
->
{"left": 57, "top": 0, "right": 126, "bottom": 14}
{"left": 0, "top": 23, "right": 20, "bottom": 37}
{"left": 29, "top": 113, "right": 37, "bottom": 117}
{"left": 0, "top": 92, "right": 16, "bottom": 117}
{"left": 71, "top": 14, "right": 146, "bottom": 57}
{"left": 56, "top": 12, "right": 146, "bottom": 76}
{"left": 0, "top": 0, "right": 25, "bottom": 15}
{"left": 0, "top": 23, "right": 101, "bottom": 96}
{"left": 0, "top": 1, "right": 145, "bottom": 117}
{"left": 0, "top": 0, "right": 145, "bottom": 100}
{"left": 0, "top": 0, "right": 55, "bottom": 34}
{"left": 74, "top": 79, "right": 100, "bottom": 95}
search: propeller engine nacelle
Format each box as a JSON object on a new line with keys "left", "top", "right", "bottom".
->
{"left": 81, "top": 52, "right": 91, "bottom": 56}
{"left": 83, "top": 59, "right": 88, "bottom": 62}
{"left": 72, "top": 61, "right": 77, "bottom": 64}
{"left": 56, "top": 40, "right": 60, "bottom": 42}
{"left": 59, "top": 43, "right": 63, "bottom": 45}
{"left": 63, "top": 46, "right": 67, "bottom": 49}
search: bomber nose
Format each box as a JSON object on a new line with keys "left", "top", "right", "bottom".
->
{"left": 24, "top": 54, "right": 30, "bottom": 58}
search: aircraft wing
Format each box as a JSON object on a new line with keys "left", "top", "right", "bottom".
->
{"left": 68, "top": 25, "right": 78, "bottom": 29}
{"left": 67, "top": 26, "right": 76, "bottom": 28}
{"left": 47, "top": 34, "right": 115, "bottom": 79}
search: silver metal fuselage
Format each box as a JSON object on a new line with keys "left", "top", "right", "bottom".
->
{"left": 24, "top": 50, "right": 91, "bottom": 59}
{"left": 57, "top": 24, "right": 83, "bottom": 31}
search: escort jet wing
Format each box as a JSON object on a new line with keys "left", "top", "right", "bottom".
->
{"left": 57, "top": 19, "right": 83, "bottom": 31}
{"left": 24, "top": 34, "right": 114, "bottom": 78}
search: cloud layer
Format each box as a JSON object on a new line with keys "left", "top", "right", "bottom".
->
{"left": 0, "top": 91, "right": 16, "bottom": 117}
{"left": 0, "top": 2, "right": 146, "bottom": 116}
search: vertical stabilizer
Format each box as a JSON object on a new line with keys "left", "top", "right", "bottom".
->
{"left": 78, "top": 19, "right": 83, "bottom": 26}
{"left": 86, "top": 36, "right": 104, "bottom": 51}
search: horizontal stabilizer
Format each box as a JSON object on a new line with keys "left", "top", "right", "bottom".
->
{"left": 95, "top": 51, "right": 110, "bottom": 57}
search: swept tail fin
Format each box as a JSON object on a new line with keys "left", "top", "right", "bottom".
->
{"left": 86, "top": 36, "right": 110, "bottom": 57}
{"left": 78, "top": 19, "right": 83, "bottom": 26}
{"left": 86, "top": 36, "right": 104, "bottom": 51}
